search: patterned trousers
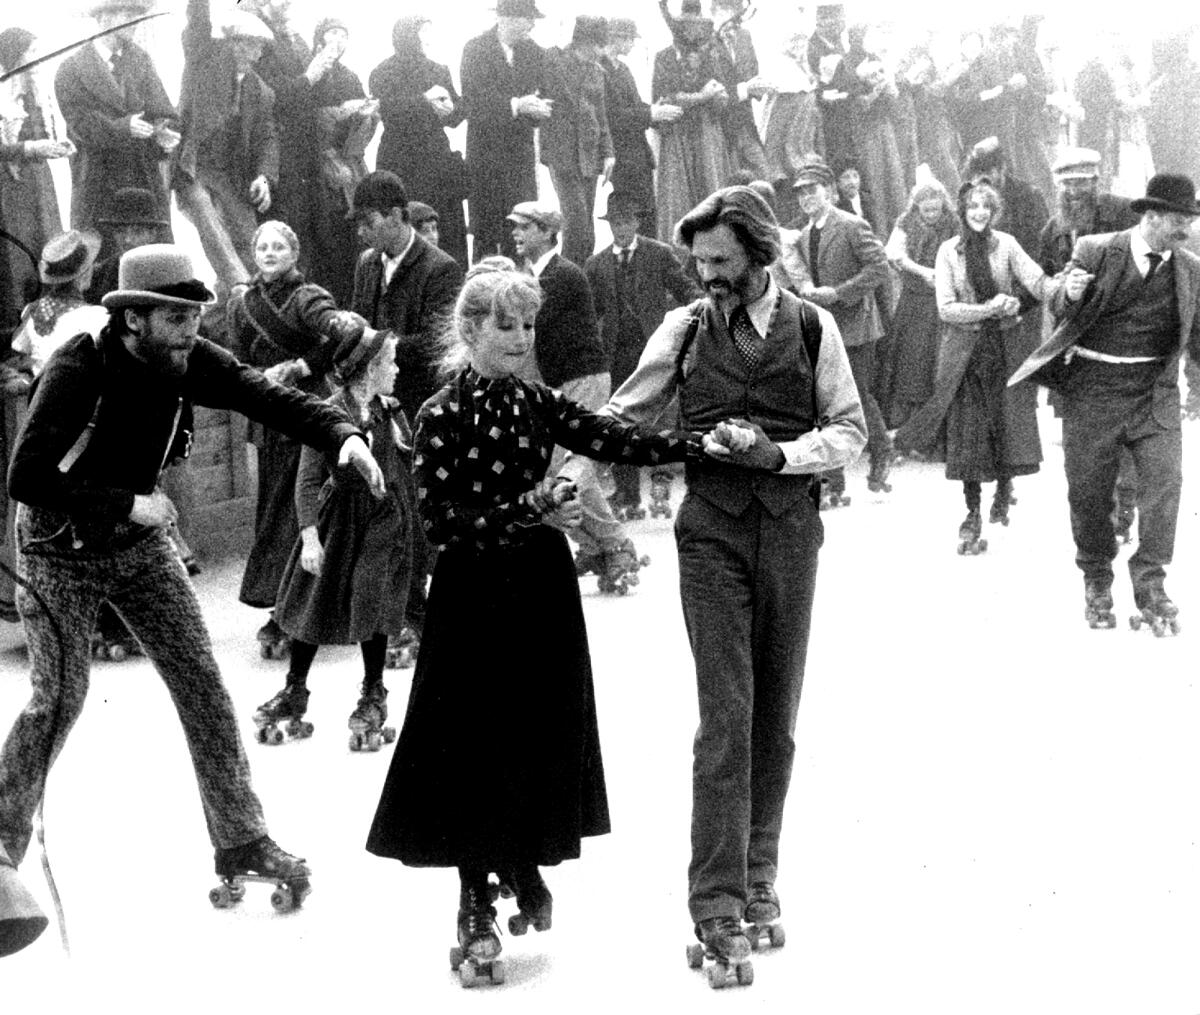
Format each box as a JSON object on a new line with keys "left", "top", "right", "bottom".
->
{"left": 0, "top": 510, "right": 268, "bottom": 865}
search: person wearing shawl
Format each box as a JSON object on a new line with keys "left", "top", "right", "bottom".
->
{"left": 895, "top": 181, "right": 1056, "bottom": 551}
{"left": 370, "top": 16, "right": 467, "bottom": 267}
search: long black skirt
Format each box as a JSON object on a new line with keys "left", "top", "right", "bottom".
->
{"left": 239, "top": 430, "right": 301, "bottom": 609}
{"left": 365, "top": 525, "right": 610, "bottom": 869}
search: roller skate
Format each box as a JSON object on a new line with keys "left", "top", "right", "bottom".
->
{"left": 209, "top": 835, "right": 311, "bottom": 913}
{"left": 449, "top": 883, "right": 505, "bottom": 988}
{"left": 347, "top": 682, "right": 396, "bottom": 752}
{"left": 501, "top": 865, "right": 552, "bottom": 936}
{"left": 384, "top": 624, "right": 420, "bottom": 668}
{"left": 686, "top": 915, "right": 754, "bottom": 989}
{"left": 252, "top": 684, "right": 313, "bottom": 745}
{"left": 819, "top": 471, "right": 851, "bottom": 510}
{"left": 597, "top": 538, "right": 650, "bottom": 595}
{"left": 743, "top": 881, "right": 786, "bottom": 951}
{"left": 256, "top": 614, "right": 290, "bottom": 660}
{"left": 91, "top": 605, "right": 142, "bottom": 662}
{"left": 989, "top": 480, "right": 1013, "bottom": 526}
{"left": 1083, "top": 581, "right": 1116, "bottom": 630}
{"left": 1129, "top": 589, "right": 1181, "bottom": 637}
{"left": 956, "top": 510, "right": 987, "bottom": 555}
{"left": 648, "top": 470, "right": 674, "bottom": 519}
{"left": 574, "top": 546, "right": 605, "bottom": 580}
{"left": 866, "top": 449, "right": 894, "bottom": 494}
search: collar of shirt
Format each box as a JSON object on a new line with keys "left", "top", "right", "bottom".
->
{"left": 95, "top": 37, "right": 121, "bottom": 64}
{"left": 811, "top": 207, "right": 833, "bottom": 230}
{"left": 528, "top": 248, "right": 556, "bottom": 278}
{"left": 724, "top": 274, "right": 778, "bottom": 337}
{"left": 1129, "top": 227, "right": 1172, "bottom": 273}
{"left": 380, "top": 229, "right": 417, "bottom": 286}
{"left": 612, "top": 237, "right": 640, "bottom": 258}
{"left": 499, "top": 39, "right": 515, "bottom": 66}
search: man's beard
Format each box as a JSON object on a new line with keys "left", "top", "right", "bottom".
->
{"left": 1059, "top": 191, "right": 1098, "bottom": 234}
{"left": 130, "top": 319, "right": 193, "bottom": 379}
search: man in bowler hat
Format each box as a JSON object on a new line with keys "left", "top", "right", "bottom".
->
{"left": 1010, "top": 173, "right": 1200, "bottom": 632}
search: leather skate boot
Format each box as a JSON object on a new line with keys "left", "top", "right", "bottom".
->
{"left": 503, "top": 864, "right": 552, "bottom": 935}
{"left": 744, "top": 882, "right": 780, "bottom": 924}
{"left": 253, "top": 684, "right": 312, "bottom": 744}
{"left": 989, "top": 479, "right": 1013, "bottom": 525}
{"left": 348, "top": 682, "right": 395, "bottom": 751}
{"left": 695, "top": 915, "right": 752, "bottom": 963}
{"left": 1131, "top": 587, "right": 1181, "bottom": 636}
{"left": 215, "top": 836, "right": 310, "bottom": 881}
{"left": 1083, "top": 580, "right": 1116, "bottom": 629}
{"left": 956, "top": 509, "right": 987, "bottom": 555}
{"left": 457, "top": 880, "right": 502, "bottom": 962}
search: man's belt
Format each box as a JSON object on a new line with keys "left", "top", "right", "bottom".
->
{"left": 1066, "top": 346, "right": 1162, "bottom": 366}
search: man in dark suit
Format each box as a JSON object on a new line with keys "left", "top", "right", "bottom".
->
{"left": 55, "top": 0, "right": 179, "bottom": 241}
{"left": 508, "top": 200, "right": 643, "bottom": 590}
{"left": 584, "top": 192, "right": 700, "bottom": 516}
{"left": 174, "top": 0, "right": 279, "bottom": 293}
{"left": 351, "top": 171, "right": 464, "bottom": 655}
{"left": 461, "top": 0, "right": 549, "bottom": 263}
{"left": 1010, "top": 173, "right": 1200, "bottom": 633}
{"left": 792, "top": 157, "right": 892, "bottom": 498}
{"left": 713, "top": 0, "right": 769, "bottom": 179}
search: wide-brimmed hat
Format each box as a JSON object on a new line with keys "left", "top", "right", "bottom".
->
{"left": 507, "top": 201, "right": 563, "bottom": 233}
{"left": 1130, "top": 173, "right": 1200, "bottom": 216}
{"left": 98, "top": 186, "right": 169, "bottom": 227}
{"left": 496, "top": 0, "right": 543, "bottom": 18}
{"left": 101, "top": 244, "right": 216, "bottom": 309}
{"left": 39, "top": 229, "right": 102, "bottom": 285}
{"left": 793, "top": 158, "right": 835, "bottom": 189}
{"left": 330, "top": 326, "right": 389, "bottom": 386}
{"left": 1052, "top": 147, "right": 1101, "bottom": 180}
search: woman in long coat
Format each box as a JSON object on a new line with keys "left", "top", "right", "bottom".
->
{"left": 370, "top": 16, "right": 467, "bottom": 267}
{"left": 895, "top": 182, "right": 1055, "bottom": 551}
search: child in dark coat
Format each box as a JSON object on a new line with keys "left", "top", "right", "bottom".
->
{"left": 253, "top": 326, "right": 413, "bottom": 750}
{"left": 364, "top": 264, "right": 708, "bottom": 984}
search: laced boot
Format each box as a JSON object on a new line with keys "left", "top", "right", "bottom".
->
{"left": 503, "top": 864, "right": 552, "bottom": 935}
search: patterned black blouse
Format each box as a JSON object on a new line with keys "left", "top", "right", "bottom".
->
{"left": 415, "top": 368, "right": 703, "bottom": 549}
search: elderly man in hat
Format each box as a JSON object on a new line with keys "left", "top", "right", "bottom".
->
{"left": 174, "top": 0, "right": 279, "bottom": 293}
{"left": 508, "top": 199, "right": 646, "bottom": 590}
{"left": 541, "top": 15, "right": 615, "bottom": 268}
{"left": 562, "top": 183, "right": 865, "bottom": 973}
{"left": 792, "top": 156, "right": 892, "bottom": 501}
{"left": 461, "top": 0, "right": 550, "bottom": 263}
{"left": 54, "top": 0, "right": 179, "bottom": 239}
{"left": 0, "top": 245, "right": 386, "bottom": 948}
{"left": 1011, "top": 173, "right": 1200, "bottom": 633}
{"left": 584, "top": 192, "right": 700, "bottom": 518}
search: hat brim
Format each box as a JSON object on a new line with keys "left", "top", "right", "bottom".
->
{"left": 1054, "top": 170, "right": 1099, "bottom": 181}
{"left": 793, "top": 175, "right": 834, "bottom": 189}
{"left": 101, "top": 286, "right": 217, "bottom": 309}
{"left": 1129, "top": 196, "right": 1200, "bottom": 216}
{"left": 39, "top": 231, "right": 103, "bottom": 285}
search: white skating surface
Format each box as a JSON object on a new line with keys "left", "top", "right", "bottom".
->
{"left": 2, "top": 405, "right": 1198, "bottom": 1013}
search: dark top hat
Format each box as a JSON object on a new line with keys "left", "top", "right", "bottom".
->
{"left": 98, "top": 186, "right": 170, "bottom": 227}
{"left": 39, "top": 229, "right": 102, "bottom": 285}
{"left": 1130, "top": 173, "right": 1200, "bottom": 216}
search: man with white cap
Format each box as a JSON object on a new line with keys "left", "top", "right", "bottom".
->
{"left": 174, "top": 0, "right": 279, "bottom": 292}
{"left": 0, "top": 244, "right": 385, "bottom": 940}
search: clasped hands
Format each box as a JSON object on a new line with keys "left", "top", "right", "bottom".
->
{"left": 701, "top": 419, "right": 785, "bottom": 471}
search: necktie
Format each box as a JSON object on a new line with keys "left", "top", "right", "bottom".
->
{"left": 1145, "top": 252, "right": 1163, "bottom": 284}
{"left": 729, "top": 306, "right": 759, "bottom": 366}
{"left": 808, "top": 226, "right": 822, "bottom": 288}
{"left": 618, "top": 249, "right": 630, "bottom": 271}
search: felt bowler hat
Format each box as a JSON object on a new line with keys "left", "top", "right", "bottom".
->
{"left": 1130, "top": 173, "right": 1200, "bottom": 216}
{"left": 101, "top": 244, "right": 216, "bottom": 309}
{"left": 97, "top": 186, "right": 170, "bottom": 227}
{"left": 600, "top": 192, "right": 643, "bottom": 221}
{"left": 39, "top": 228, "right": 102, "bottom": 285}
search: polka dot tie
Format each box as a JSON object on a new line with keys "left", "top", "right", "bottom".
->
{"left": 729, "top": 306, "right": 760, "bottom": 366}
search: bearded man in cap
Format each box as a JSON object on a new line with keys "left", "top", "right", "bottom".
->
{"left": 54, "top": 0, "right": 179, "bottom": 241}
{"left": 461, "top": 0, "right": 550, "bottom": 262}
{"left": 0, "top": 244, "right": 386, "bottom": 947}
{"left": 1010, "top": 173, "right": 1200, "bottom": 633}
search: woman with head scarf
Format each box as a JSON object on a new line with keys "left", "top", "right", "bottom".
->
{"left": 369, "top": 16, "right": 467, "bottom": 267}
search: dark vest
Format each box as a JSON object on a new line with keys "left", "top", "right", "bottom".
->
{"left": 1083, "top": 260, "right": 1180, "bottom": 359}
{"left": 679, "top": 293, "right": 817, "bottom": 517}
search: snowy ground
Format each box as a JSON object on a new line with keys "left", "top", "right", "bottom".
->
{"left": 3, "top": 404, "right": 1199, "bottom": 1014}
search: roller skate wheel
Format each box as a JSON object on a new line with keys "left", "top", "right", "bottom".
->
{"left": 707, "top": 963, "right": 727, "bottom": 989}
{"left": 769, "top": 924, "right": 786, "bottom": 948}
{"left": 107, "top": 643, "right": 127, "bottom": 662}
{"left": 1169, "top": 618, "right": 1182, "bottom": 635}
{"left": 229, "top": 883, "right": 246, "bottom": 902}
{"left": 300, "top": 721, "right": 315, "bottom": 738}
{"left": 1152, "top": 618, "right": 1166, "bottom": 637}
{"left": 366, "top": 731, "right": 382, "bottom": 752}
{"left": 270, "top": 885, "right": 294, "bottom": 912}
{"left": 1129, "top": 615, "right": 1142, "bottom": 631}
{"left": 459, "top": 962, "right": 478, "bottom": 989}
{"left": 449, "top": 946, "right": 464, "bottom": 971}
{"left": 267, "top": 727, "right": 284, "bottom": 746}
{"left": 736, "top": 961, "right": 754, "bottom": 986}
{"left": 490, "top": 960, "right": 506, "bottom": 984}
{"left": 349, "top": 732, "right": 363, "bottom": 752}
{"left": 382, "top": 726, "right": 397, "bottom": 744}
{"left": 259, "top": 643, "right": 273, "bottom": 659}
{"left": 209, "top": 884, "right": 233, "bottom": 908}
{"left": 686, "top": 943, "right": 704, "bottom": 969}
{"left": 508, "top": 912, "right": 529, "bottom": 936}
{"left": 748, "top": 932, "right": 761, "bottom": 952}
{"left": 254, "top": 726, "right": 270, "bottom": 744}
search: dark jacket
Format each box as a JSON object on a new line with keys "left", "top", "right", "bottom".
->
{"left": 584, "top": 237, "right": 699, "bottom": 383}
{"left": 8, "top": 328, "right": 359, "bottom": 548}
{"left": 176, "top": 0, "right": 280, "bottom": 186}
{"left": 1037, "top": 193, "right": 1139, "bottom": 275}
{"left": 350, "top": 234, "right": 464, "bottom": 422}
{"left": 54, "top": 41, "right": 178, "bottom": 231}
{"left": 601, "top": 55, "right": 655, "bottom": 193}
{"left": 540, "top": 47, "right": 612, "bottom": 178}
{"left": 535, "top": 254, "right": 607, "bottom": 388}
